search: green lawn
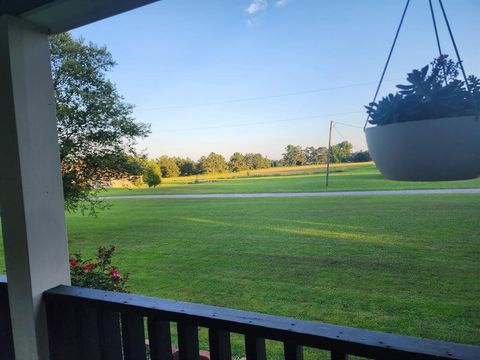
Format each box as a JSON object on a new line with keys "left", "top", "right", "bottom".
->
{"left": 0, "top": 194, "right": 478, "bottom": 357}
{"left": 104, "top": 164, "right": 480, "bottom": 196}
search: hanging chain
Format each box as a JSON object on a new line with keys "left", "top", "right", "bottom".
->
{"left": 437, "top": 0, "right": 470, "bottom": 91}
{"left": 364, "top": 0, "right": 477, "bottom": 130}
{"left": 363, "top": 0, "right": 411, "bottom": 130}
{"left": 429, "top": 0, "right": 448, "bottom": 85}
{"left": 429, "top": 0, "right": 443, "bottom": 56}
{"left": 437, "top": 0, "right": 478, "bottom": 118}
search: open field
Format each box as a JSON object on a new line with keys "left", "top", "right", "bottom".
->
{"left": 105, "top": 163, "right": 480, "bottom": 196}
{"left": 1, "top": 193, "right": 478, "bottom": 357}
{"left": 115, "top": 162, "right": 375, "bottom": 186}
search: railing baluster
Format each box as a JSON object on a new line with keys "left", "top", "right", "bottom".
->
{"left": 0, "top": 281, "right": 14, "bottom": 360}
{"left": 208, "top": 329, "right": 231, "bottom": 360}
{"left": 46, "top": 299, "right": 81, "bottom": 360}
{"left": 284, "top": 341, "right": 303, "bottom": 360}
{"left": 41, "top": 285, "right": 480, "bottom": 360}
{"left": 177, "top": 322, "right": 199, "bottom": 360}
{"left": 147, "top": 316, "right": 173, "bottom": 360}
{"left": 331, "top": 351, "right": 348, "bottom": 360}
{"left": 78, "top": 305, "right": 101, "bottom": 360}
{"left": 121, "top": 312, "right": 147, "bottom": 360}
{"left": 245, "top": 336, "right": 266, "bottom": 360}
{"left": 98, "top": 309, "right": 122, "bottom": 360}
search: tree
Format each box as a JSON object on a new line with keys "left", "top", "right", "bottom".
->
{"left": 282, "top": 145, "right": 307, "bottom": 166}
{"left": 305, "top": 146, "right": 328, "bottom": 164}
{"left": 244, "top": 153, "right": 271, "bottom": 170}
{"left": 143, "top": 161, "right": 161, "bottom": 187}
{"left": 330, "top": 141, "right": 353, "bottom": 163}
{"left": 271, "top": 159, "right": 283, "bottom": 167}
{"left": 350, "top": 150, "right": 372, "bottom": 162}
{"left": 229, "top": 152, "right": 248, "bottom": 172}
{"left": 197, "top": 152, "right": 228, "bottom": 174}
{"left": 51, "top": 33, "right": 150, "bottom": 214}
{"left": 174, "top": 157, "right": 197, "bottom": 176}
{"left": 157, "top": 156, "right": 180, "bottom": 178}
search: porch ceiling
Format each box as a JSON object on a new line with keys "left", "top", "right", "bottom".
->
{"left": 0, "top": 0, "right": 57, "bottom": 15}
{"left": 0, "top": 0, "right": 160, "bottom": 33}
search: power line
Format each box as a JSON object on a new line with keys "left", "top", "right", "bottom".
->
{"left": 152, "top": 110, "right": 364, "bottom": 133}
{"left": 332, "top": 124, "right": 348, "bottom": 141}
{"left": 331, "top": 121, "right": 363, "bottom": 129}
{"left": 137, "top": 78, "right": 404, "bottom": 111}
{"left": 149, "top": 90, "right": 471, "bottom": 133}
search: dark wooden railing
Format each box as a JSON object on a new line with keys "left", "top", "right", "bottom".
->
{"left": 43, "top": 285, "right": 480, "bottom": 360}
{"left": 0, "top": 276, "right": 14, "bottom": 359}
{"left": 1, "top": 277, "right": 479, "bottom": 359}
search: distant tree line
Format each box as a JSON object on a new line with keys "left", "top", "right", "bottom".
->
{"left": 152, "top": 152, "right": 273, "bottom": 178}
{"left": 139, "top": 152, "right": 274, "bottom": 186}
{"left": 281, "top": 142, "right": 371, "bottom": 166}
{"left": 137, "top": 144, "right": 370, "bottom": 187}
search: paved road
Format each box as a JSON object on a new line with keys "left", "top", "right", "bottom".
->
{"left": 102, "top": 188, "right": 480, "bottom": 200}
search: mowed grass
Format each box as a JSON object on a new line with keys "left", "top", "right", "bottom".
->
{"left": 1, "top": 194, "right": 477, "bottom": 355}
{"left": 0, "top": 193, "right": 478, "bottom": 358}
{"left": 104, "top": 164, "right": 480, "bottom": 196}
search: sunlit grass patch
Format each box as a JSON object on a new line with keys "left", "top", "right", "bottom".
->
{"left": 104, "top": 163, "right": 480, "bottom": 196}
{"left": 1, "top": 194, "right": 478, "bottom": 353}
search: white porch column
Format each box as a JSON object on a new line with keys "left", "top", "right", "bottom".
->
{"left": 0, "top": 15, "right": 70, "bottom": 360}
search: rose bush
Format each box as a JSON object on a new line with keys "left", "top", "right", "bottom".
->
{"left": 70, "top": 246, "right": 128, "bottom": 292}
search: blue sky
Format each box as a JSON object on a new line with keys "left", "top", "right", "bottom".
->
{"left": 71, "top": 0, "right": 480, "bottom": 160}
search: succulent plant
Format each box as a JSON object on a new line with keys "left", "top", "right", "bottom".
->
{"left": 366, "top": 55, "right": 479, "bottom": 126}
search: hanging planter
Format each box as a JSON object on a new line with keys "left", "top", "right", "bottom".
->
{"left": 365, "top": 58, "right": 480, "bottom": 181}
{"left": 363, "top": 0, "right": 480, "bottom": 181}
{"left": 366, "top": 115, "right": 479, "bottom": 181}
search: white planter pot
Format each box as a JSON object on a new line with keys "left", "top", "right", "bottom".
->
{"left": 365, "top": 115, "right": 480, "bottom": 181}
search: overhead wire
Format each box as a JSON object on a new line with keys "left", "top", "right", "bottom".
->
{"left": 152, "top": 111, "right": 364, "bottom": 133}
{"left": 331, "top": 121, "right": 363, "bottom": 129}
{"left": 147, "top": 88, "right": 473, "bottom": 134}
{"left": 332, "top": 124, "right": 348, "bottom": 141}
{"left": 137, "top": 78, "right": 404, "bottom": 112}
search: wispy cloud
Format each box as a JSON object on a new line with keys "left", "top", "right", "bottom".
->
{"left": 275, "top": 0, "right": 288, "bottom": 7}
{"left": 246, "top": 0, "right": 268, "bottom": 14}
{"left": 245, "top": 0, "right": 290, "bottom": 27}
{"left": 275, "top": 0, "right": 291, "bottom": 7}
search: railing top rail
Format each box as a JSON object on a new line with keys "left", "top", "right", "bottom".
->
{"left": 43, "top": 284, "right": 480, "bottom": 360}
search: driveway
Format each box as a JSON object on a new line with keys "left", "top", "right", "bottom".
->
{"left": 102, "top": 188, "right": 480, "bottom": 200}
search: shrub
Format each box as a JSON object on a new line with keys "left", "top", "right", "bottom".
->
{"left": 143, "top": 160, "right": 161, "bottom": 187}
{"left": 69, "top": 246, "right": 129, "bottom": 292}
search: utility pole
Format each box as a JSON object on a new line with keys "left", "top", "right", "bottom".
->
{"left": 326, "top": 120, "right": 333, "bottom": 187}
